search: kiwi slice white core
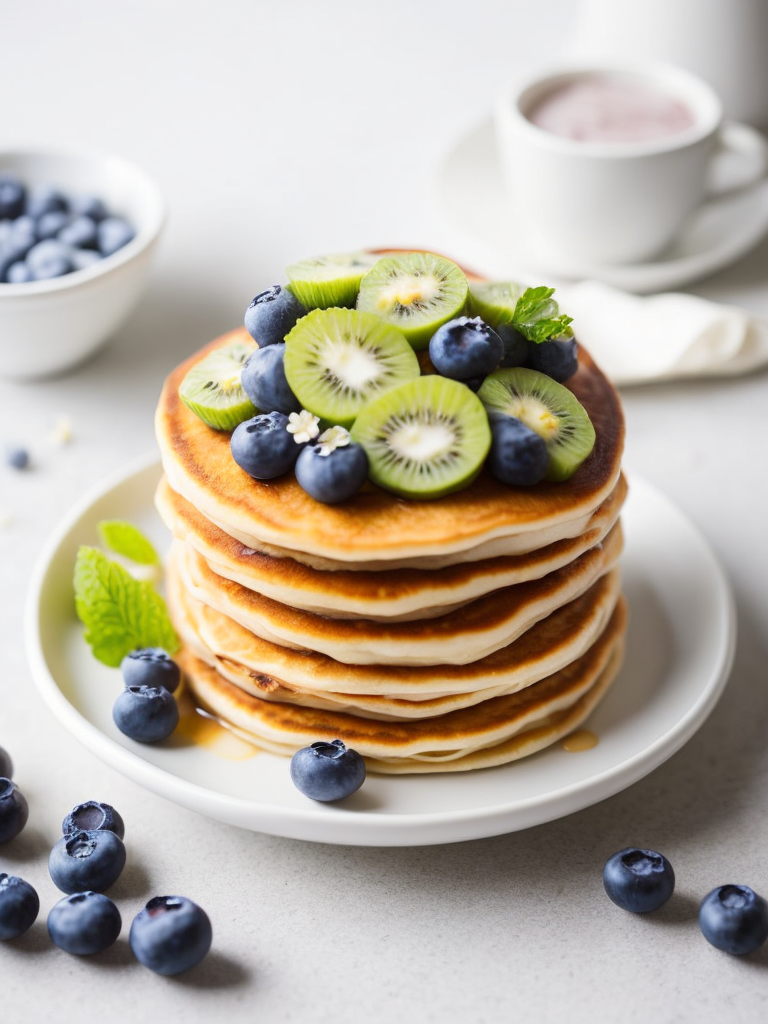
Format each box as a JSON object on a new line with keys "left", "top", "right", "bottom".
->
{"left": 387, "top": 419, "right": 457, "bottom": 464}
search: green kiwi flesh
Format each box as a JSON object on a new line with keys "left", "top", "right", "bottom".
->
{"left": 468, "top": 280, "right": 525, "bottom": 326}
{"left": 350, "top": 375, "right": 491, "bottom": 499}
{"left": 286, "top": 251, "right": 380, "bottom": 310}
{"left": 179, "top": 339, "right": 258, "bottom": 430}
{"left": 356, "top": 252, "right": 468, "bottom": 351}
{"left": 283, "top": 308, "right": 420, "bottom": 428}
{"left": 477, "top": 368, "right": 595, "bottom": 482}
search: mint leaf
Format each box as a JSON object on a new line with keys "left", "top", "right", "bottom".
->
{"left": 74, "top": 546, "right": 179, "bottom": 667}
{"left": 98, "top": 520, "right": 159, "bottom": 565}
{"left": 512, "top": 286, "right": 574, "bottom": 344}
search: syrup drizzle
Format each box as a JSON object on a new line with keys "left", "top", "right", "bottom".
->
{"left": 561, "top": 728, "right": 599, "bottom": 753}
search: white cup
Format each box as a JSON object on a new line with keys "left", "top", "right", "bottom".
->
{"left": 494, "top": 61, "right": 768, "bottom": 267}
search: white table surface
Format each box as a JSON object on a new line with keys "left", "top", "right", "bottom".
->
{"left": 2, "top": 1, "right": 768, "bottom": 1020}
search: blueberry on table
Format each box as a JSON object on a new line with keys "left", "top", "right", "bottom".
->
{"left": 62, "top": 801, "right": 125, "bottom": 840}
{"left": 0, "top": 746, "right": 12, "bottom": 778}
{"left": 290, "top": 739, "right": 366, "bottom": 802}
{"left": 603, "top": 847, "right": 675, "bottom": 913}
{"left": 487, "top": 415, "right": 549, "bottom": 487}
{"left": 130, "top": 896, "right": 212, "bottom": 975}
{"left": 113, "top": 685, "right": 179, "bottom": 743}
{"left": 429, "top": 316, "right": 503, "bottom": 381}
{"left": 0, "top": 778, "right": 29, "bottom": 844}
{"left": 121, "top": 647, "right": 181, "bottom": 693}
{"left": 0, "top": 874, "right": 39, "bottom": 940}
{"left": 48, "top": 829, "right": 127, "bottom": 894}
{"left": 526, "top": 337, "right": 579, "bottom": 382}
{"left": 241, "top": 343, "right": 301, "bottom": 415}
{"left": 699, "top": 885, "right": 768, "bottom": 955}
{"left": 244, "top": 284, "right": 306, "bottom": 347}
{"left": 231, "top": 411, "right": 302, "bottom": 480}
{"left": 48, "top": 892, "right": 121, "bottom": 955}
{"left": 295, "top": 441, "right": 368, "bottom": 504}
{"left": 5, "top": 446, "right": 29, "bottom": 470}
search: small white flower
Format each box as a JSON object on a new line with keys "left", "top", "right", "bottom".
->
{"left": 49, "top": 416, "right": 73, "bottom": 446}
{"left": 287, "top": 409, "right": 320, "bottom": 445}
{"left": 316, "top": 425, "right": 351, "bottom": 457}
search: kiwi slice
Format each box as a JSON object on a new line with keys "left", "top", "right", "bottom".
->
{"left": 477, "top": 368, "right": 595, "bottom": 482}
{"left": 350, "top": 375, "right": 491, "bottom": 499}
{"left": 285, "top": 251, "right": 380, "bottom": 310}
{"left": 283, "top": 307, "right": 420, "bottom": 427}
{"left": 178, "top": 338, "right": 258, "bottom": 430}
{"left": 467, "top": 280, "right": 525, "bottom": 326}
{"left": 356, "top": 252, "right": 469, "bottom": 350}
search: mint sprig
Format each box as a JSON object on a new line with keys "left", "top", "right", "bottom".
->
{"left": 74, "top": 546, "right": 178, "bottom": 668}
{"left": 97, "top": 520, "right": 160, "bottom": 565}
{"left": 512, "top": 286, "right": 574, "bottom": 344}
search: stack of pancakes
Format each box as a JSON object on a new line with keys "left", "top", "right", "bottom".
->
{"left": 155, "top": 328, "right": 628, "bottom": 773}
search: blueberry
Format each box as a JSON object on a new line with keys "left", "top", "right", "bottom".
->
{"left": 70, "top": 248, "right": 102, "bottom": 271}
{"left": 57, "top": 214, "right": 98, "bottom": 250}
{"left": 290, "top": 739, "right": 366, "bottom": 801}
{"left": 244, "top": 284, "right": 306, "bottom": 347}
{"left": 113, "top": 685, "right": 179, "bottom": 743}
{"left": 69, "top": 194, "right": 108, "bottom": 221}
{"left": 497, "top": 323, "right": 529, "bottom": 367}
{"left": 0, "top": 175, "right": 25, "bottom": 219}
{"left": 5, "top": 446, "right": 29, "bottom": 470}
{"left": 97, "top": 216, "right": 134, "bottom": 256}
{"left": 121, "top": 647, "right": 181, "bottom": 694}
{"left": 35, "top": 209, "right": 71, "bottom": 241}
{"left": 295, "top": 442, "right": 368, "bottom": 504}
{"left": 0, "top": 778, "right": 29, "bottom": 844}
{"left": 241, "top": 343, "right": 301, "bottom": 415}
{"left": 25, "top": 185, "right": 68, "bottom": 219}
{"left": 48, "top": 892, "right": 121, "bottom": 955}
{"left": 130, "top": 895, "right": 212, "bottom": 975}
{"left": 25, "top": 239, "right": 73, "bottom": 280}
{"left": 0, "top": 874, "right": 39, "bottom": 940}
{"left": 0, "top": 746, "right": 12, "bottom": 778}
{"left": 62, "top": 801, "right": 125, "bottom": 840}
{"left": 6, "top": 262, "right": 33, "bottom": 284}
{"left": 526, "top": 337, "right": 578, "bottom": 382}
{"left": 230, "top": 411, "right": 301, "bottom": 480}
{"left": 49, "top": 829, "right": 126, "bottom": 894}
{"left": 429, "top": 316, "right": 503, "bottom": 381}
{"left": 486, "top": 415, "right": 549, "bottom": 487}
{"left": 603, "top": 847, "right": 675, "bottom": 913}
{"left": 699, "top": 885, "right": 768, "bottom": 955}
{"left": 9, "top": 215, "right": 36, "bottom": 250}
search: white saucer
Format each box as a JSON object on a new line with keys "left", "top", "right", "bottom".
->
{"left": 436, "top": 118, "right": 768, "bottom": 293}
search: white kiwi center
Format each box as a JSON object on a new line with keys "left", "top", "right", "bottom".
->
{"left": 323, "top": 340, "right": 382, "bottom": 392}
{"left": 377, "top": 273, "right": 439, "bottom": 313}
{"left": 387, "top": 419, "right": 456, "bottom": 463}
{"left": 505, "top": 396, "right": 560, "bottom": 441}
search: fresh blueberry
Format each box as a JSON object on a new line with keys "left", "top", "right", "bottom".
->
{"left": 48, "top": 891, "right": 121, "bottom": 955}
{"left": 5, "top": 446, "right": 29, "bottom": 470}
{"left": 0, "top": 778, "right": 29, "bottom": 844}
{"left": 0, "top": 223, "right": 36, "bottom": 282}
{"left": 62, "top": 801, "right": 125, "bottom": 840}
{"left": 244, "top": 284, "right": 306, "bottom": 347}
{"left": 25, "top": 185, "right": 68, "bottom": 219}
{"left": 121, "top": 647, "right": 181, "bottom": 694}
{"left": 0, "top": 746, "right": 12, "bottom": 778}
{"left": 526, "top": 337, "right": 578, "bottom": 382}
{"left": 497, "top": 323, "right": 529, "bottom": 367}
{"left": 97, "top": 216, "right": 134, "bottom": 256}
{"left": 487, "top": 415, "right": 549, "bottom": 487}
{"left": 0, "top": 874, "right": 39, "bottom": 940}
{"left": 49, "top": 829, "right": 126, "bottom": 894}
{"left": 70, "top": 248, "right": 103, "bottom": 271}
{"left": 231, "top": 411, "right": 302, "bottom": 480}
{"left": 113, "top": 685, "right": 179, "bottom": 743}
{"left": 69, "top": 194, "right": 108, "bottom": 221}
{"left": 603, "top": 847, "right": 675, "bottom": 913}
{"left": 290, "top": 739, "right": 366, "bottom": 801}
{"left": 295, "top": 442, "right": 368, "bottom": 504}
{"left": 699, "top": 885, "right": 768, "bottom": 955}
{"left": 130, "top": 895, "right": 212, "bottom": 975}
{"left": 429, "top": 316, "right": 503, "bottom": 381}
{"left": 241, "top": 343, "right": 301, "bottom": 415}
{"left": 0, "top": 175, "right": 25, "bottom": 219}
{"left": 35, "top": 209, "right": 71, "bottom": 241}
{"left": 25, "top": 239, "right": 73, "bottom": 280}
{"left": 6, "top": 262, "right": 33, "bottom": 284}
{"left": 9, "top": 215, "right": 36, "bottom": 250}
{"left": 57, "top": 214, "right": 98, "bottom": 250}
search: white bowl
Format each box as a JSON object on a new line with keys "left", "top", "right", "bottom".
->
{"left": 0, "top": 145, "right": 165, "bottom": 379}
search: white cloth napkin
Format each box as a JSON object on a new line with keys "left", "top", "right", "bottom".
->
{"left": 557, "top": 280, "right": 768, "bottom": 386}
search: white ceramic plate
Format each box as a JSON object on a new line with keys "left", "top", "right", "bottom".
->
{"left": 435, "top": 117, "right": 768, "bottom": 293}
{"left": 25, "top": 453, "right": 735, "bottom": 847}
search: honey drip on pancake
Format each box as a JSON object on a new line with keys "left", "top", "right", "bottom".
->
{"left": 561, "top": 728, "right": 598, "bottom": 752}
{"left": 176, "top": 694, "right": 259, "bottom": 760}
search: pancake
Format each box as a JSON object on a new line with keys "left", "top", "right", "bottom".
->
{"left": 176, "top": 595, "right": 627, "bottom": 773}
{"left": 171, "top": 521, "right": 623, "bottom": 665}
{"left": 156, "top": 331, "right": 625, "bottom": 567}
{"left": 156, "top": 473, "right": 627, "bottom": 621}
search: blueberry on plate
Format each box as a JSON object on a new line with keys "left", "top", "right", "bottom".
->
{"left": 113, "top": 685, "right": 179, "bottom": 743}
{"left": 62, "top": 801, "right": 125, "bottom": 840}
{"left": 429, "top": 316, "right": 503, "bottom": 381}
{"left": 603, "top": 847, "right": 675, "bottom": 913}
{"left": 121, "top": 647, "right": 181, "bottom": 693}
{"left": 290, "top": 739, "right": 366, "bottom": 802}
{"left": 0, "top": 778, "right": 29, "bottom": 844}
{"left": 231, "top": 411, "right": 302, "bottom": 480}
{"left": 241, "top": 343, "right": 301, "bottom": 415}
{"left": 0, "top": 746, "right": 12, "bottom": 778}
{"left": 295, "top": 441, "right": 368, "bottom": 504}
{"left": 486, "top": 415, "right": 549, "bottom": 487}
{"left": 244, "top": 284, "right": 306, "bottom": 347}
{"left": 0, "top": 874, "right": 39, "bottom": 940}
{"left": 48, "top": 892, "right": 121, "bottom": 955}
{"left": 49, "top": 829, "right": 126, "bottom": 894}
{"left": 526, "top": 337, "right": 578, "bottom": 382}
{"left": 130, "top": 895, "right": 212, "bottom": 975}
{"left": 699, "top": 884, "right": 768, "bottom": 955}
{"left": 96, "top": 216, "right": 134, "bottom": 256}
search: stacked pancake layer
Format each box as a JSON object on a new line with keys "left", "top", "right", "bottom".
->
{"left": 156, "top": 330, "right": 628, "bottom": 773}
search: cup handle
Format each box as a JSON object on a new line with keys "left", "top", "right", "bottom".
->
{"left": 706, "top": 121, "right": 768, "bottom": 198}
